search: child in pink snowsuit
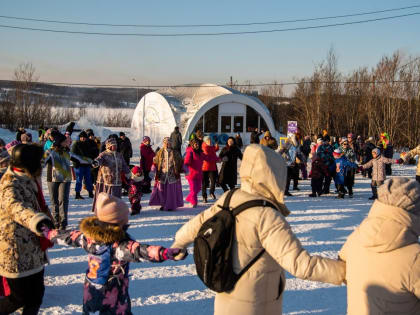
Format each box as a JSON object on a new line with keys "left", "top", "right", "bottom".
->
{"left": 184, "top": 139, "right": 218, "bottom": 207}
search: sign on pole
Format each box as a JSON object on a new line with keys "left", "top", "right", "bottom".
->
{"left": 287, "top": 121, "right": 298, "bottom": 136}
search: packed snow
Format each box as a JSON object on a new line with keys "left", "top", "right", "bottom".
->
{"left": 0, "top": 127, "right": 417, "bottom": 314}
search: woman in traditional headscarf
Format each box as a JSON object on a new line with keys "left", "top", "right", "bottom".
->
{"left": 149, "top": 137, "right": 184, "bottom": 211}
{"left": 91, "top": 138, "right": 131, "bottom": 212}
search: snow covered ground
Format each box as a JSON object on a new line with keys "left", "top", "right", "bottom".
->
{"left": 0, "top": 127, "right": 417, "bottom": 314}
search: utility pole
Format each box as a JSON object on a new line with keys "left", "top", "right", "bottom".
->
{"left": 132, "top": 78, "right": 138, "bottom": 104}
{"left": 230, "top": 76, "right": 233, "bottom": 88}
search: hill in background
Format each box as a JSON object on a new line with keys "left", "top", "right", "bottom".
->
{"left": 0, "top": 80, "right": 153, "bottom": 108}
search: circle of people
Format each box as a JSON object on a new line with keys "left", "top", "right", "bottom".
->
{"left": 0, "top": 124, "right": 419, "bottom": 315}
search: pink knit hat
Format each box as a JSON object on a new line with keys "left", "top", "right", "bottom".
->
{"left": 96, "top": 193, "right": 129, "bottom": 226}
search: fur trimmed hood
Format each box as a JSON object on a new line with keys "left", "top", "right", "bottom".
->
{"left": 80, "top": 216, "right": 126, "bottom": 244}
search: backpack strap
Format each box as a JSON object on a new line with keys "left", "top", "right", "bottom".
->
{"left": 232, "top": 199, "right": 276, "bottom": 217}
{"left": 231, "top": 199, "right": 277, "bottom": 279}
{"left": 218, "top": 188, "right": 238, "bottom": 211}
{"left": 236, "top": 249, "right": 266, "bottom": 279}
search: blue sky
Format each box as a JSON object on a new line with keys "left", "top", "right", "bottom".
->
{"left": 0, "top": 0, "right": 419, "bottom": 90}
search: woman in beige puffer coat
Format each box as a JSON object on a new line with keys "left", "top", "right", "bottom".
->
{"left": 339, "top": 177, "right": 420, "bottom": 315}
{"left": 172, "top": 144, "right": 345, "bottom": 315}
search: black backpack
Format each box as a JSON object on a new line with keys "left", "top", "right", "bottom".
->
{"left": 193, "top": 188, "right": 276, "bottom": 293}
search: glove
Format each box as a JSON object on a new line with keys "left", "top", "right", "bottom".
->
{"left": 161, "top": 248, "right": 188, "bottom": 261}
{"left": 395, "top": 158, "right": 404, "bottom": 164}
{"left": 222, "top": 156, "right": 229, "bottom": 162}
{"left": 36, "top": 218, "right": 55, "bottom": 234}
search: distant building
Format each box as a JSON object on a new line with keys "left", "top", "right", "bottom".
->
{"left": 131, "top": 83, "right": 276, "bottom": 148}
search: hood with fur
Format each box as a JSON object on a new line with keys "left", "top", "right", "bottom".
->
{"left": 80, "top": 216, "right": 126, "bottom": 244}
{"left": 240, "top": 144, "right": 290, "bottom": 216}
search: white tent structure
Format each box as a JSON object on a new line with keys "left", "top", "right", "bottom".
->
{"left": 131, "top": 84, "right": 277, "bottom": 149}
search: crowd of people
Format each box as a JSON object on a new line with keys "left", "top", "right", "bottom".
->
{"left": 274, "top": 129, "right": 420, "bottom": 201}
{"left": 0, "top": 123, "right": 419, "bottom": 314}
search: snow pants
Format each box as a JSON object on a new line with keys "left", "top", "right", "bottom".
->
{"left": 47, "top": 181, "right": 71, "bottom": 229}
{"left": 371, "top": 180, "right": 384, "bottom": 198}
{"left": 0, "top": 269, "right": 44, "bottom": 315}
{"left": 221, "top": 183, "right": 235, "bottom": 192}
{"left": 186, "top": 177, "right": 202, "bottom": 206}
{"left": 323, "top": 175, "right": 333, "bottom": 194}
{"left": 202, "top": 171, "right": 217, "bottom": 198}
{"left": 311, "top": 177, "right": 324, "bottom": 195}
{"left": 286, "top": 165, "right": 299, "bottom": 193}
{"left": 75, "top": 165, "right": 93, "bottom": 193}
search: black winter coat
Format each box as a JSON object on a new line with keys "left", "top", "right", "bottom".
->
{"left": 119, "top": 137, "right": 133, "bottom": 161}
{"left": 361, "top": 142, "right": 376, "bottom": 163}
{"left": 71, "top": 140, "right": 95, "bottom": 165}
{"left": 218, "top": 145, "right": 243, "bottom": 186}
{"left": 250, "top": 131, "right": 262, "bottom": 144}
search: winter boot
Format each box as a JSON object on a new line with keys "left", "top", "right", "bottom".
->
{"left": 308, "top": 193, "right": 317, "bottom": 197}
{"left": 336, "top": 193, "right": 345, "bottom": 199}
{"left": 75, "top": 192, "right": 84, "bottom": 200}
{"left": 88, "top": 191, "right": 94, "bottom": 198}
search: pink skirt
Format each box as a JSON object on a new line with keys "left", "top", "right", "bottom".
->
{"left": 149, "top": 179, "right": 184, "bottom": 211}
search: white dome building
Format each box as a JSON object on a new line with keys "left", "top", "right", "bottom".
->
{"left": 131, "top": 83, "right": 277, "bottom": 149}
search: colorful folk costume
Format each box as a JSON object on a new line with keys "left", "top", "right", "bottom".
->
{"left": 149, "top": 137, "right": 184, "bottom": 211}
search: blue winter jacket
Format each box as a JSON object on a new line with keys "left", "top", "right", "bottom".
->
{"left": 334, "top": 156, "right": 357, "bottom": 185}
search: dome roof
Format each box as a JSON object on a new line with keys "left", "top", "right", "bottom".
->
{"left": 157, "top": 83, "right": 240, "bottom": 111}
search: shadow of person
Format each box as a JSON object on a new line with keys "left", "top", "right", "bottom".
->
{"left": 366, "top": 284, "right": 420, "bottom": 314}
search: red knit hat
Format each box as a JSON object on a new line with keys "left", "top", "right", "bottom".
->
{"left": 131, "top": 166, "right": 144, "bottom": 182}
{"left": 96, "top": 193, "right": 129, "bottom": 226}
